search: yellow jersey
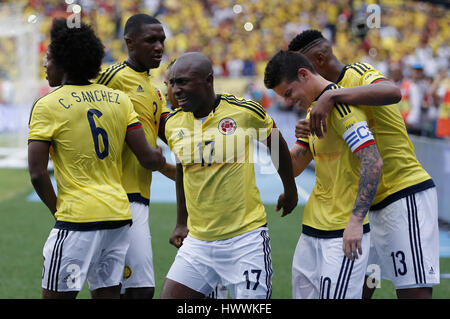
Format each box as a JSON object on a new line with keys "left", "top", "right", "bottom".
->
{"left": 97, "top": 61, "right": 171, "bottom": 204}
{"left": 336, "top": 62, "right": 434, "bottom": 209}
{"left": 297, "top": 84, "right": 374, "bottom": 236}
{"left": 165, "top": 94, "right": 274, "bottom": 241}
{"left": 28, "top": 84, "right": 141, "bottom": 229}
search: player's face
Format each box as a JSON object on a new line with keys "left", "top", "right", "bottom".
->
{"left": 43, "top": 52, "right": 64, "bottom": 87}
{"left": 132, "top": 23, "right": 165, "bottom": 70}
{"left": 163, "top": 67, "right": 179, "bottom": 109}
{"left": 170, "top": 65, "right": 211, "bottom": 113}
{"left": 273, "top": 77, "right": 314, "bottom": 112}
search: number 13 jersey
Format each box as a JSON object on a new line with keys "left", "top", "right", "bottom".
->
{"left": 28, "top": 84, "right": 140, "bottom": 225}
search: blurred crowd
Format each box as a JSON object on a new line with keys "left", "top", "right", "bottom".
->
{"left": 0, "top": 0, "right": 448, "bottom": 138}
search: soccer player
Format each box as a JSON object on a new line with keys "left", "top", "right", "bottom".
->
{"left": 288, "top": 30, "right": 402, "bottom": 138}
{"left": 160, "top": 52, "right": 298, "bottom": 299}
{"left": 96, "top": 14, "right": 175, "bottom": 299}
{"left": 264, "top": 50, "right": 384, "bottom": 299}
{"left": 288, "top": 30, "right": 440, "bottom": 299}
{"left": 163, "top": 59, "right": 178, "bottom": 110}
{"left": 28, "top": 19, "right": 165, "bottom": 299}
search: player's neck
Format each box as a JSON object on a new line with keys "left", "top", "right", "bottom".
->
{"left": 126, "top": 57, "right": 149, "bottom": 73}
{"left": 328, "top": 59, "right": 346, "bottom": 83}
{"left": 61, "top": 74, "right": 90, "bottom": 86}
{"left": 314, "top": 76, "right": 333, "bottom": 101}
{"left": 193, "top": 93, "right": 217, "bottom": 118}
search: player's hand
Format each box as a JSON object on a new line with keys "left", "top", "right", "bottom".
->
{"left": 309, "top": 90, "right": 335, "bottom": 138}
{"left": 275, "top": 189, "right": 298, "bottom": 217}
{"left": 343, "top": 214, "right": 364, "bottom": 260}
{"left": 295, "top": 119, "right": 311, "bottom": 139}
{"left": 169, "top": 224, "right": 189, "bottom": 248}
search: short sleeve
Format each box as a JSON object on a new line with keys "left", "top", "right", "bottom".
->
{"left": 358, "top": 63, "right": 390, "bottom": 86}
{"left": 28, "top": 100, "right": 56, "bottom": 142}
{"left": 123, "top": 94, "right": 141, "bottom": 131}
{"left": 255, "top": 112, "right": 275, "bottom": 142}
{"left": 331, "top": 103, "right": 375, "bottom": 153}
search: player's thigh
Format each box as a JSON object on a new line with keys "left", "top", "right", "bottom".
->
{"left": 221, "top": 227, "right": 273, "bottom": 299}
{"left": 87, "top": 225, "right": 131, "bottom": 291}
{"left": 292, "top": 234, "right": 321, "bottom": 299}
{"left": 319, "top": 233, "right": 370, "bottom": 299}
{"left": 369, "top": 188, "right": 440, "bottom": 289}
{"left": 122, "top": 202, "right": 154, "bottom": 289}
{"left": 165, "top": 235, "right": 218, "bottom": 297}
{"left": 42, "top": 228, "right": 97, "bottom": 293}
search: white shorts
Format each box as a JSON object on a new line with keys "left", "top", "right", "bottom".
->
{"left": 368, "top": 187, "right": 440, "bottom": 289}
{"left": 42, "top": 225, "right": 130, "bottom": 292}
{"left": 121, "top": 202, "right": 155, "bottom": 290}
{"left": 292, "top": 232, "right": 370, "bottom": 299}
{"left": 166, "top": 226, "right": 273, "bottom": 299}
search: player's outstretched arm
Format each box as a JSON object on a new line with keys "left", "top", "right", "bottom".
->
{"left": 266, "top": 128, "right": 298, "bottom": 217}
{"left": 290, "top": 142, "right": 313, "bottom": 177}
{"left": 28, "top": 141, "right": 57, "bottom": 216}
{"left": 309, "top": 82, "right": 402, "bottom": 138}
{"left": 170, "top": 163, "right": 188, "bottom": 248}
{"left": 126, "top": 126, "right": 166, "bottom": 171}
{"left": 343, "top": 144, "right": 383, "bottom": 260}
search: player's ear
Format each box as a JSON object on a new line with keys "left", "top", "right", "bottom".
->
{"left": 297, "top": 68, "right": 309, "bottom": 81}
{"left": 124, "top": 35, "right": 134, "bottom": 51}
{"left": 314, "top": 51, "right": 326, "bottom": 67}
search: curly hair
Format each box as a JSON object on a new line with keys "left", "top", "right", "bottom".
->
{"left": 49, "top": 18, "right": 105, "bottom": 80}
{"left": 288, "top": 30, "right": 325, "bottom": 52}
{"left": 264, "top": 50, "right": 316, "bottom": 89}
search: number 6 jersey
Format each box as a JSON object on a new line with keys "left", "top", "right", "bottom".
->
{"left": 28, "top": 84, "right": 140, "bottom": 227}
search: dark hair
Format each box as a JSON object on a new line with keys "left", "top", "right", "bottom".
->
{"left": 264, "top": 50, "right": 316, "bottom": 89}
{"left": 49, "top": 18, "right": 104, "bottom": 80}
{"left": 124, "top": 13, "right": 161, "bottom": 37}
{"left": 288, "top": 29, "right": 325, "bottom": 52}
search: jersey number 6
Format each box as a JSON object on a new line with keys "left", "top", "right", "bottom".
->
{"left": 87, "top": 109, "right": 109, "bottom": 159}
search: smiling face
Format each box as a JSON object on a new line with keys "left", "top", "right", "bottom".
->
{"left": 127, "top": 23, "right": 165, "bottom": 71}
{"left": 43, "top": 51, "right": 64, "bottom": 87}
{"left": 272, "top": 69, "right": 316, "bottom": 112}
{"left": 163, "top": 66, "right": 178, "bottom": 109}
{"left": 170, "top": 65, "right": 211, "bottom": 114}
{"left": 169, "top": 54, "right": 214, "bottom": 116}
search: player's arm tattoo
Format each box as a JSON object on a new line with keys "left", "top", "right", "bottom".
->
{"left": 295, "top": 144, "right": 309, "bottom": 157}
{"left": 352, "top": 144, "right": 383, "bottom": 219}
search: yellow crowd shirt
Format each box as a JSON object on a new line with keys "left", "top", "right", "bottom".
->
{"left": 297, "top": 84, "right": 374, "bottom": 236}
{"left": 165, "top": 94, "right": 274, "bottom": 241}
{"left": 336, "top": 62, "right": 434, "bottom": 209}
{"left": 97, "top": 61, "right": 171, "bottom": 204}
{"left": 28, "top": 84, "right": 141, "bottom": 229}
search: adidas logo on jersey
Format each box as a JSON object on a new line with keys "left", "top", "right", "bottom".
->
{"left": 177, "top": 129, "right": 185, "bottom": 139}
{"left": 137, "top": 85, "right": 144, "bottom": 92}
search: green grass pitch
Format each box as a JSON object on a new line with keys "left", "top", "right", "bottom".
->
{"left": 0, "top": 168, "right": 449, "bottom": 299}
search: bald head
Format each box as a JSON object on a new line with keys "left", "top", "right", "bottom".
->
{"left": 169, "top": 52, "right": 216, "bottom": 117}
{"left": 172, "top": 52, "right": 213, "bottom": 78}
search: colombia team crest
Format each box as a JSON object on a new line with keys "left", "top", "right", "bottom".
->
{"left": 218, "top": 118, "right": 237, "bottom": 135}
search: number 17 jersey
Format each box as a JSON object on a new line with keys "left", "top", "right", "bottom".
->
{"left": 28, "top": 84, "right": 140, "bottom": 226}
